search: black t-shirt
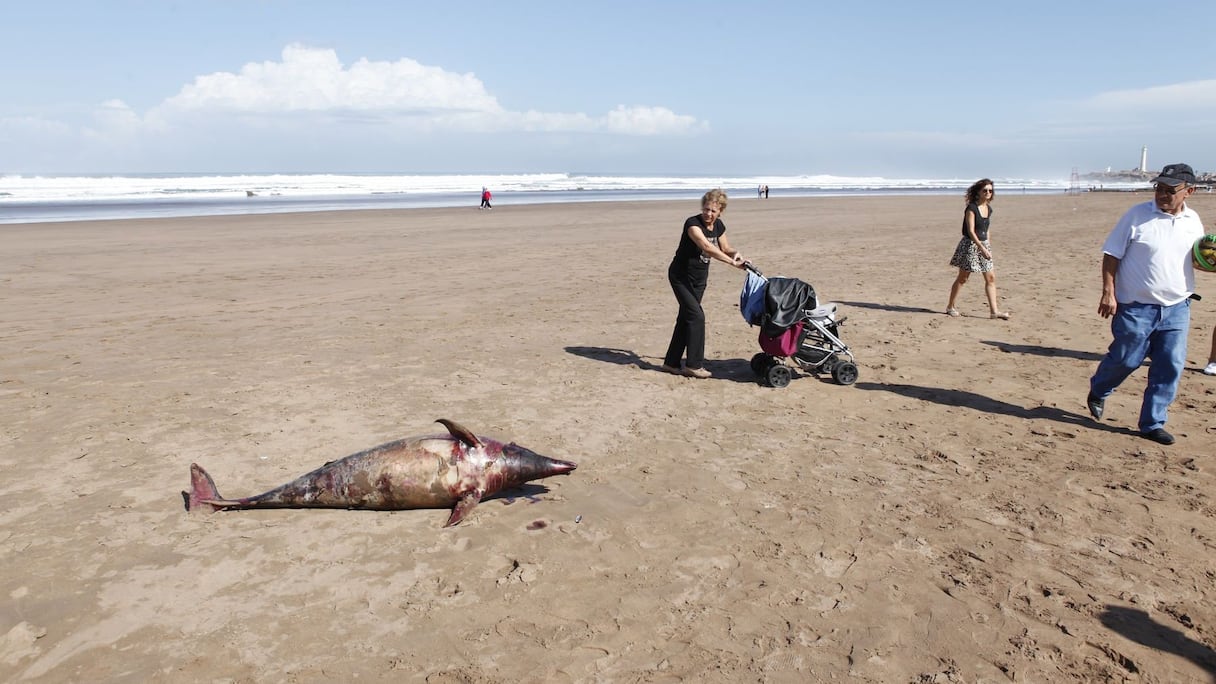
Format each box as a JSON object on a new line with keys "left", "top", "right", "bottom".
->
{"left": 961, "top": 203, "right": 992, "bottom": 241}
{"left": 671, "top": 214, "right": 726, "bottom": 274}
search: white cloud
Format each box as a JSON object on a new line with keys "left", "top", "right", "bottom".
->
{"left": 857, "top": 130, "right": 1008, "bottom": 149}
{"left": 1083, "top": 79, "right": 1216, "bottom": 112}
{"left": 0, "top": 115, "right": 75, "bottom": 138}
{"left": 152, "top": 44, "right": 705, "bottom": 136}
{"left": 840, "top": 78, "right": 1216, "bottom": 177}
{"left": 1032, "top": 78, "right": 1216, "bottom": 140}
{"left": 87, "top": 99, "right": 143, "bottom": 136}
{"left": 506, "top": 106, "right": 707, "bottom": 135}
{"left": 1, "top": 45, "right": 707, "bottom": 174}
{"left": 603, "top": 105, "right": 707, "bottom": 135}
{"left": 161, "top": 44, "right": 501, "bottom": 115}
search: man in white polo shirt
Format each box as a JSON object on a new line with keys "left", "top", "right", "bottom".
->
{"left": 1086, "top": 163, "right": 1206, "bottom": 446}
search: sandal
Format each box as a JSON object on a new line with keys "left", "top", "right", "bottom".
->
{"left": 990, "top": 311, "right": 1011, "bottom": 320}
{"left": 946, "top": 308, "right": 960, "bottom": 317}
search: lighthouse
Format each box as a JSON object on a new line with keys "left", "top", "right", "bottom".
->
{"left": 1139, "top": 146, "right": 1148, "bottom": 173}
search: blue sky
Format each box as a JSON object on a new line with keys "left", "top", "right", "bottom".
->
{"left": 3, "top": 0, "right": 1214, "bottom": 178}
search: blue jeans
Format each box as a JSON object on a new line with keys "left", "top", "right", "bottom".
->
{"left": 1089, "top": 300, "right": 1191, "bottom": 432}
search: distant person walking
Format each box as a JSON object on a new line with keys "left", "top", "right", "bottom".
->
{"left": 763, "top": 184, "right": 769, "bottom": 199}
{"left": 480, "top": 187, "right": 493, "bottom": 209}
{"left": 945, "top": 178, "right": 1010, "bottom": 319}
{"left": 662, "top": 189, "right": 747, "bottom": 379}
{"left": 1086, "top": 163, "right": 1206, "bottom": 446}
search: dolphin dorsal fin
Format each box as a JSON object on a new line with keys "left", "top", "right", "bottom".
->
{"left": 436, "top": 419, "right": 483, "bottom": 449}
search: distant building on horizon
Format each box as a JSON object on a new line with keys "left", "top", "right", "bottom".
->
{"left": 1081, "top": 145, "right": 1155, "bottom": 183}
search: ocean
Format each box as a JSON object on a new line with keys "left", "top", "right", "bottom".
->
{"left": 0, "top": 172, "right": 1145, "bottom": 224}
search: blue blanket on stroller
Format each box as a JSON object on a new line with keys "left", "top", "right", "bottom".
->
{"left": 740, "top": 269, "right": 767, "bottom": 326}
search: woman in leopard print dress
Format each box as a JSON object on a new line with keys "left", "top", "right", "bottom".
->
{"left": 945, "top": 178, "right": 1010, "bottom": 319}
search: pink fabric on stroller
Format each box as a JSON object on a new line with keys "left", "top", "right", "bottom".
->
{"left": 758, "top": 321, "right": 804, "bottom": 357}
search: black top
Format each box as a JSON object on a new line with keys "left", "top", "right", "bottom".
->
{"left": 961, "top": 203, "right": 992, "bottom": 241}
{"left": 671, "top": 214, "right": 726, "bottom": 275}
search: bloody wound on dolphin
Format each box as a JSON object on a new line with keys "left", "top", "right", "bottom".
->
{"left": 184, "top": 419, "right": 576, "bottom": 527}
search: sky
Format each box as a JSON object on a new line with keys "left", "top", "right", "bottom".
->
{"left": 3, "top": 0, "right": 1215, "bottom": 179}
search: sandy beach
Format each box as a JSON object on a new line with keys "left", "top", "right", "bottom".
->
{"left": 2, "top": 192, "right": 1215, "bottom": 682}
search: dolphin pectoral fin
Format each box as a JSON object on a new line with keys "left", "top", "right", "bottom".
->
{"left": 185, "top": 463, "right": 224, "bottom": 513}
{"left": 444, "top": 490, "right": 484, "bottom": 527}
{"left": 436, "top": 419, "right": 483, "bottom": 449}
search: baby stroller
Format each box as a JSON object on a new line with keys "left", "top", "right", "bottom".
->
{"left": 740, "top": 263, "right": 859, "bottom": 388}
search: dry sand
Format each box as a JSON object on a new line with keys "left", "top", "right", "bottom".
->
{"left": 2, "top": 193, "right": 1215, "bottom": 683}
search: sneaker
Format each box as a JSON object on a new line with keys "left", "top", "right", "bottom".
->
{"left": 660, "top": 364, "right": 682, "bottom": 375}
{"left": 1086, "top": 393, "right": 1104, "bottom": 421}
{"left": 1204, "top": 361, "right": 1216, "bottom": 376}
{"left": 682, "top": 366, "right": 712, "bottom": 379}
{"left": 1139, "top": 428, "right": 1175, "bottom": 446}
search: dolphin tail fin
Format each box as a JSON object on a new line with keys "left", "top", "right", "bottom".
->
{"left": 184, "top": 463, "right": 224, "bottom": 513}
{"left": 443, "top": 490, "right": 484, "bottom": 527}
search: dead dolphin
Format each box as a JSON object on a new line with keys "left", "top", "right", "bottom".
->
{"left": 184, "top": 419, "right": 576, "bottom": 527}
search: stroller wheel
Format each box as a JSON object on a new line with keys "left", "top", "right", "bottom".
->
{"left": 832, "top": 361, "right": 859, "bottom": 386}
{"left": 750, "top": 352, "right": 771, "bottom": 376}
{"left": 766, "top": 363, "right": 792, "bottom": 388}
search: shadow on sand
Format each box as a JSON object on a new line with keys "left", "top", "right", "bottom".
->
{"left": 1099, "top": 605, "right": 1216, "bottom": 676}
{"left": 563, "top": 346, "right": 650, "bottom": 369}
{"left": 980, "top": 340, "right": 1105, "bottom": 362}
{"left": 491, "top": 482, "right": 556, "bottom": 504}
{"left": 853, "top": 381, "right": 1136, "bottom": 436}
{"left": 981, "top": 341, "right": 1212, "bottom": 373}
{"left": 836, "top": 300, "right": 940, "bottom": 315}
{"left": 564, "top": 346, "right": 807, "bottom": 385}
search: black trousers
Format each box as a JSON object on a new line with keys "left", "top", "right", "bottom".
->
{"left": 664, "top": 264, "right": 709, "bottom": 369}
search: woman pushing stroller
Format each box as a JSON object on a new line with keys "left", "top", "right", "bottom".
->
{"left": 662, "top": 189, "right": 747, "bottom": 379}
